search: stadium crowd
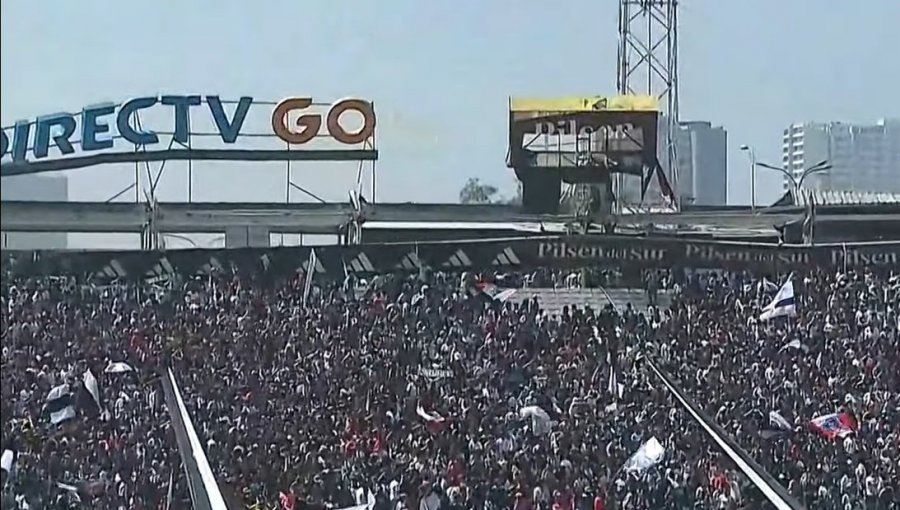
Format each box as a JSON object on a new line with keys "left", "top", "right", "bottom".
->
{"left": 1, "top": 261, "right": 897, "bottom": 509}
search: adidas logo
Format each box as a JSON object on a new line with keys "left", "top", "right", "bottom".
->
{"left": 442, "top": 249, "right": 472, "bottom": 268}
{"left": 145, "top": 257, "right": 175, "bottom": 283}
{"left": 199, "top": 257, "right": 224, "bottom": 274}
{"left": 492, "top": 247, "right": 521, "bottom": 266}
{"left": 302, "top": 250, "right": 327, "bottom": 274}
{"left": 97, "top": 259, "right": 128, "bottom": 279}
{"left": 345, "top": 252, "right": 376, "bottom": 273}
{"left": 396, "top": 251, "right": 421, "bottom": 270}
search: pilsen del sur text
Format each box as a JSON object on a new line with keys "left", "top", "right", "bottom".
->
{"left": 537, "top": 241, "right": 668, "bottom": 263}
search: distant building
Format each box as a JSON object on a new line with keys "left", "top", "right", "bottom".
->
{"left": 672, "top": 121, "right": 728, "bottom": 206}
{"left": 782, "top": 119, "right": 900, "bottom": 193}
{"left": 1, "top": 174, "right": 69, "bottom": 249}
{"left": 620, "top": 120, "right": 728, "bottom": 207}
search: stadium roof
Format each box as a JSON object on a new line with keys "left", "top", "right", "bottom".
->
{"left": 775, "top": 189, "right": 900, "bottom": 207}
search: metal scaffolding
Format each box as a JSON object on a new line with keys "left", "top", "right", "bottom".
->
{"left": 617, "top": 0, "right": 680, "bottom": 209}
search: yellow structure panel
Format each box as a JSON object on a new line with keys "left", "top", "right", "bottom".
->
{"left": 509, "top": 95, "right": 659, "bottom": 113}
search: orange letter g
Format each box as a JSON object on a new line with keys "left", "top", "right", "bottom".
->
{"left": 272, "top": 98, "right": 321, "bottom": 145}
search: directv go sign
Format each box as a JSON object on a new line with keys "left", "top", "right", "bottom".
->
{"left": 0, "top": 95, "right": 377, "bottom": 173}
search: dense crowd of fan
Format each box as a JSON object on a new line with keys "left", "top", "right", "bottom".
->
{"left": 1, "top": 263, "right": 897, "bottom": 509}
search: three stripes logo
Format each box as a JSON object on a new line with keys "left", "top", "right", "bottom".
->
{"left": 396, "top": 251, "right": 421, "bottom": 270}
{"left": 491, "top": 247, "right": 522, "bottom": 266}
{"left": 345, "top": 252, "right": 376, "bottom": 273}
{"left": 145, "top": 256, "right": 175, "bottom": 283}
{"left": 97, "top": 259, "right": 128, "bottom": 279}
{"left": 199, "top": 257, "right": 224, "bottom": 275}
{"left": 442, "top": 249, "right": 472, "bottom": 268}
{"left": 302, "top": 250, "right": 327, "bottom": 274}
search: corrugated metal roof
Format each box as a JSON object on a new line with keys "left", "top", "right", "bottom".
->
{"left": 797, "top": 190, "right": 900, "bottom": 207}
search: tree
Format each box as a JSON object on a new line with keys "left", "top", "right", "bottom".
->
{"left": 458, "top": 178, "right": 499, "bottom": 204}
{"left": 505, "top": 182, "right": 523, "bottom": 205}
{"left": 458, "top": 178, "right": 524, "bottom": 205}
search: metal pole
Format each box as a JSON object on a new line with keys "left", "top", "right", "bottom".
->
{"left": 371, "top": 108, "right": 377, "bottom": 203}
{"left": 644, "top": 357, "right": 805, "bottom": 510}
{"left": 750, "top": 149, "right": 757, "bottom": 213}
{"left": 284, "top": 142, "right": 291, "bottom": 246}
{"left": 187, "top": 106, "right": 193, "bottom": 203}
{"left": 285, "top": 141, "right": 291, "bottom": 204}
{"left": 134, "top": 160, "right": 140, "bottom": 203}
{"left": 188, "top": 137, "right": 193, "bottom": 203}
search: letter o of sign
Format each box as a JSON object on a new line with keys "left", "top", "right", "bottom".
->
{"left": 272, "top": 98, "right": 322, "bottom": 145}
{"left": 326, "top": 99, "right": 376, "bottom": 145}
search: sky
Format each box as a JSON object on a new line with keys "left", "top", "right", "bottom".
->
{"left": 2, "top": 0, "right": 898, "bottom": 213}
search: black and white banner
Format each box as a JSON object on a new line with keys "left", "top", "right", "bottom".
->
{"left": 418, "top": 365, "right": 453, "bottom": 380}
{"left": 45, "top": 384, "right": 76, "bottom": 425}
{"left": 6, "top": 236, "right": 899, "bottom": 282}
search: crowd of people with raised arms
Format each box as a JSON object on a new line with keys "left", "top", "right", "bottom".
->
{"left": 2, "top": 262, "right": 897, "bottom": 509}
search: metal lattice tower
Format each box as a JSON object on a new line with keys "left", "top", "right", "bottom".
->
{"left": 617, "top": 0, "right": 680, "bottom": 208}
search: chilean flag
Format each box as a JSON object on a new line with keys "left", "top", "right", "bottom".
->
{"left": 809, "top": 412, "right": 857, "bottom": 440}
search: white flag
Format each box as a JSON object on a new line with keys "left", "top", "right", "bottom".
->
{"left": 769, "top": 411, "right": 793, "bottom": 431}
{"left": 624, "top": 436, "right": 665, "bottom": 473}
{"left": 83, "top": 369, "right": 102, "bottom": 411}
{"left": 760, "top": 277, "right": 796, "bottom": 321}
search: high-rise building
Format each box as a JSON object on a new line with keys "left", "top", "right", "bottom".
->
{"left": 1, "top": 174, "right": 69, "bottom": 249}
{"left": 781, "top": 119, "right": 900, "bottom": 193}
{"left": 673, "top": 121, "right": 728, "bottom": 206}
{"left": 620, "top": 120, "right": 728, "bottom": 207}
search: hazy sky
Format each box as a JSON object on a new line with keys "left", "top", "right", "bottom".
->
{"left": 2, "top": 0, "right": 898, "bottom": 208}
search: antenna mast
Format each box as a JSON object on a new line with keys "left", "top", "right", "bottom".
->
{"left": 617, "top": 0, "right": 680, "bottom": 209}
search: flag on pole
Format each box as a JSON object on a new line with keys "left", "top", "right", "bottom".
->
{"left": 759, "top": 277, "right": 796, "bottom": 321}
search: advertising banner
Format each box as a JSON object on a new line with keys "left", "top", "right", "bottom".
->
{"left": 4, "top": 235, "right": 899, "bottom": 282}
{"left": 508, "top": 95, "right": 659, "bottom": 176}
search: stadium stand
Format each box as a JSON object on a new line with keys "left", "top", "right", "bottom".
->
{"left": 1, "top": 254, "right": 898, "bottom": 509}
